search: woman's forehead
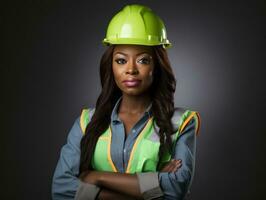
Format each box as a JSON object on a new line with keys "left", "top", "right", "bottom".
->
{"left": 113, "top": 44, "right": 154, "bottom": 56}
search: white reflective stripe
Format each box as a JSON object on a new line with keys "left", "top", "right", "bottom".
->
{"left": 149, "top": 131, "right": 160, "bottom": 142}
{"left": 172, "top": 107, "right": 187, "bottom": 132}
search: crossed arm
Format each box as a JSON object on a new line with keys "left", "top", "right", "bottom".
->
{"left": 52, "top": 116, "right": 197, "bottom": 200}
{"left": 79, "top": 159, "right": 182, "bottom": 200}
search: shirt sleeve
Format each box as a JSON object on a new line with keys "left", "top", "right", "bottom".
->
{"left": 137, "top": 172, "right": 164, "bottom": 200}
{"left": 158, "top": 116, "right": 198, "bottom": 200}
{"left": 51, "top": 116, "right": 101, "bottom": 200}
{"left": 136, "top": 114, "right": 198, "bottom": 200}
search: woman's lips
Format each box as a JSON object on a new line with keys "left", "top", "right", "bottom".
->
{"left": 123, "top": 80, "right": 141, "bottom": 87}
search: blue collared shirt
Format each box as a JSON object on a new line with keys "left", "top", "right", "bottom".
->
{"left": 52, "top": 96, "right": 198, "bottom": 200}
{"left": 110, "top": 96, "right": 153, "bottom": 173}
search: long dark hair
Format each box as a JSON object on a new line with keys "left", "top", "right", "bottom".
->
{"left": 79, "top": 45, "right": 176, "bottom": 174}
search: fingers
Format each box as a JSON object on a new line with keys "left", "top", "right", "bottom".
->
{"left": 172, "top": 159, "right": 182, "bottom": 172}
{"left": 160, "top": 159, "right": 182, "bottom": 172}
{"left": 170, "top": 159, "right": 182, "bottom": 172}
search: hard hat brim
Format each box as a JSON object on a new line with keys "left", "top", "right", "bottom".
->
{"left": 102, "top": 38, "right": 172, "bottom": 49}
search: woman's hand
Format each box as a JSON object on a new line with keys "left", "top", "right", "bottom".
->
{"left": 160, "top": 159, "right": 182, "bottom": 172}
{"left": 79, "top": 170, "right": 101, "bottom": 185}
{"left": 79, "top": 159, "right": 182, "bottom": 185}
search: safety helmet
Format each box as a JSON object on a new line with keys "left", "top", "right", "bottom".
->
{"left": 102, "top": 4, "right": 172, "bottom": 48}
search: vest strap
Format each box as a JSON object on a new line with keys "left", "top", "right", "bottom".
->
{"left": 79, "top": 107, "right": 201, "bottom": 173}
{"left": 80, "top": 108, "right": 94, "bottom": 134}
{"left": 169, "top": 110, "right": 201, "bottom": 158}
{"left": 180, "top": 111, "right": 200, "bottom": 135}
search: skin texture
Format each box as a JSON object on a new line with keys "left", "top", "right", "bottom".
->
{"left": 112, "top": 44, "right": 154, "bottom": 97}
{"left": 112, "top": 44, "right": 155, "bottom": 136}
{"left": 80, "top": 159, "right": 182, "bottom": 199}
{"left": 81, "top": 45, "right": 182, "bottom": 199}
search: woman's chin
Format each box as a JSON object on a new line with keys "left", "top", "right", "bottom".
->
{"left": 121, "top": 88, "right": 150, "bottom": 97}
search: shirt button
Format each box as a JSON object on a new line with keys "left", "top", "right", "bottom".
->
{"left": 132, "top": 129, "right": 136, "bottom": 133}
{"left": 123, "top": 149, "right": 126, "bottom": 153}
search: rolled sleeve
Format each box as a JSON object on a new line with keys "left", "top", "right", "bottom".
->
{"left": 158, "top": 117, "right": 197, "bottom": 200}
{"left": 136, "top": 172, "right": 164, "bottom": 200}
{"left": 74, "top": 182, "right": 101, "bottom": 200}
{"left": 52, "top": 116, "right": 100, "bottom": 200}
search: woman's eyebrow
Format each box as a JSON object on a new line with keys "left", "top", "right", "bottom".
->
{"left": 114, "top": 51, "right": 151, "bottom": 56}
{"left": 114, "top": 52, "right": 128, "bottom": 56}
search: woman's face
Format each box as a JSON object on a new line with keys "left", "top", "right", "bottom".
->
{"left": 112, "top": 44, "right": 155, "bottom": 96}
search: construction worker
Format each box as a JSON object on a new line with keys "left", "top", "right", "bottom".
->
{"left": 52, "top": 4, "right": 201, "bottom": 200}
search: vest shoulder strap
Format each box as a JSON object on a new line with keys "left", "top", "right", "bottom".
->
{"left": 171, "top": 107, "right": 187, "bottom": 131}
{"left": 170, "top": 108, "right": 201, "bottom": 154}
{"left": 173, "top": 108, "right": 201, "bottom": 137}
{"left": 180, "top": 111, "right": 200, "bottom": 136}
{"left": 79, "top": 108, "right": 95, "bottom": 134}
{"left": 152, "top": 107, "right": 201, "bottom": 140}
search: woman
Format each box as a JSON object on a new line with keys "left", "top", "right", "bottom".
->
{"left": 52, "top": 4, "right": 200, "bottom": 200}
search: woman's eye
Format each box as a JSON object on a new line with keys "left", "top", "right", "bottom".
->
{"left": 115, "top": 58, "right": 127, "bottom": 64}
{"left": 138, "top": 57, "right": 151, "bottom": 65}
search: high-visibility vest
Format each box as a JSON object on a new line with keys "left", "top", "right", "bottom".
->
{"left": 80, "top": 108, "right": 200, "bottom": 174}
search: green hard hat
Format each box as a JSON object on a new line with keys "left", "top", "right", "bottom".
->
{"left": 102, "top": 4, "right": 172, "bottom": 48}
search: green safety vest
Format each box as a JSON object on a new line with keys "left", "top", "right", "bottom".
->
{"left": 80, "top": 108, "right": 200, "bottom": 174}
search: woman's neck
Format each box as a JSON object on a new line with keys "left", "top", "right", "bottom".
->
{"left": 119, "top": 93, "right": 151, "bottom": 115}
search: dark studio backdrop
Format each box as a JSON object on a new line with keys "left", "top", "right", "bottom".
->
{"left": 2, "top": 0, "right": 266, "bottom": 199}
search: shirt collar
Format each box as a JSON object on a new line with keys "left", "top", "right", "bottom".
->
{"left": 111, "top": 96, "right": 153, "bottom": 124}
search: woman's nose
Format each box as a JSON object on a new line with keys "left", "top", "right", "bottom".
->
{"left": 126, "top": 60, "right": 138, "bottom": 75}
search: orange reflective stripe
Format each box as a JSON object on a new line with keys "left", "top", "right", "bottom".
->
{"left": 194, "top": 112, "right": 201, "bottom": 136}
{"left": 126, "top": 117, "right": 153, "bottom": 173}
{"left": 179, "top": 111, "right": 196, "bottom": 134}
{"left": 108, "top": 127, "right": 118, "bottom": 172}
{"left": 98, "top": 137, "right": 109, "bottom": 140}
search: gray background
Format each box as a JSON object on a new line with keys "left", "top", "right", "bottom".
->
{"left": 2, "top": 0, "right": 266, "bottom": 199}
